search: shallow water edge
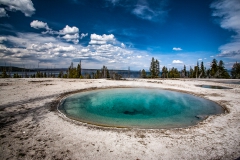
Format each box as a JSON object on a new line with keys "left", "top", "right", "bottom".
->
{"left": 56, "top": 86, "right": 228, "bottom": 130}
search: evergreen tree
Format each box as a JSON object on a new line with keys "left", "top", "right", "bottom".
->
{"left": 189, "top": 66, "right": 194, "bottom": 78}
{"left": 218, "top": 60, "right": 230, "bottom": 78}
{"left": 168, "top": 67, "right": 180, "bottom": 78}
{"left": 210, "top": 58, "right": 218, "bottom": 78}
{"left": 13, "top": 73, "right": 21, "bottom": 78}
{"left": 58, "top": 71, "right": 63, "bottom": 78}
{"left": 141, "top": 69, "right": 147, "bottom": 78}
{"left": 200, "top": 61, "right": 205, "bottom": 78}
{"left": 206, "top": 69, "right": 211, "bottom": 78}
{"left": 183, "top": 65, "right": 187, "bottom": 77}
{"left": 107, "top": 70, "right": 110, "bottom": 78}
{"left": 96, "top": 70, "right": 101, "bottom": 78}
{"left": 161, "top": 66, "right": 168, "bottom": 78}
{"left": 44, "top": 72, "right": 47, "bottom": 78}
{"left": 150, "top": 57, "right": 156, "bottom": 78}
{"left": 149, "top": 57, "right": 160, "bottom": 78}
{"left": 77, "top": 64, "right": 81, "bottom": 78}
{"left": 231, "top": 62, "right": 240, "bottom": 79}
{"left": 155, "top": 59, "right": 160, "bottom": 77}
{"left": 1, "top": 69, "right": 8, "bottom": 78}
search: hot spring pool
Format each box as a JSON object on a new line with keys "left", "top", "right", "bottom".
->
{"left": 59, "top": 88, "right": 224, "bottom": 129}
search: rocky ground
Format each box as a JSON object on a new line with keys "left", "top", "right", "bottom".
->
{"left": 0, "top": 78, "right": 239, "bottom": 160}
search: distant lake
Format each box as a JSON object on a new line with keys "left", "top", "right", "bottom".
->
{"left": 1, "top": 68, "right": 148, "bottom": 78}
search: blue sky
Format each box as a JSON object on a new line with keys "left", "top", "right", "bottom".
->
{"left": 0, "top": 0, "right": 239, "bottom": 70}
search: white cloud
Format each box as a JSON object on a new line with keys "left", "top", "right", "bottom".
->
{"left": 172, "top": 60, "right": 183, "bottom": 64}
{"left": 137, "top": 55, "right": 142, "bottom": 58}
{"left": 62, "top": 33, "right": 79, "bottom": 44}
{"left": 0, "top": 36, "right": 7, "bottom": 43}
{"left": 0, "top": 30, "right": 156, "bottom": 70}
{"left": 58, "top": 25, "right": 80, "bottom": 44}
{"left": 210, "top": 55, "right": 214, "bottom": 58}
{"left": 0, "top": 7, "right": 8, "bottom": 17}
{"left": 211, "top": 0, "right": 240, "bottom": 59}
{"left": 81, "top": 48, "right": 89, "bottom": 52}
{"left": 109, "top": 60, "right": 116, "bottom": 63}
{"left": 0, "top": 32, "right": 79, "bottom": 61}
{"left": 121, "top": 43, "right": 125, "bottom": 48}
{"left": 30, "top": 22, "right": 80, "bottom": 44}
{"left": 52, "top": 45, "right": 76, "bottom": 52}
{"left": 0, "top": 0, "right": 35, "bottom": 17}
{"left": 198, "top": 59, "right": 202, "bottom": 61}
{"left": 89, "top": 33, "right": 115, "bottom": 45}
{"left": 59, "top": 25, "right": 79, "bottom": 35}
{"left": 30, "top": 20, "right": 50, "bottom": 30}
{"left": 80, "top": 33, "right": 88, "bottom": 39}
{"left": 173, "top": 47, "right": 182, "bottom": 51}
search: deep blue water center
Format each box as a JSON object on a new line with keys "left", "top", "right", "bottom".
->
{"left": 59, "top": 88, "right": 224, "bottom": 129}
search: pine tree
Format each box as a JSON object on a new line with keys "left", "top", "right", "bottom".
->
{"left": 141, "top": 69, "right": 146, "bottom": 78}
{"left": 150, "top": 57, "right": 156, "bottom": 78}
{"left": 150, "top": 57, "right": 160, "bottom": 78}
{"left": 183, "top": 65, "right": 186, "bottom": 77}
{"left": 76, "top": 64, "right": 80, "bottom": 78}
{"left": 200, "top": 61, "right": 205, "bottom": 78}
{"left": 231, "top": 62, "right": 240, "bottom": 79}
{"left": 161, "top": 66, "right": 168, "bottom": 78}
{"left": 1, "top": 69, "right": 8, "bottom": 78}
{"left": 210, "top": 59, "right": 218, "bottom": 78}
{"left": 218, "top": 60, "right": 230, "bottom": 78}
{"left": 155, "top": 59, "right": 160, "bottom": 77}
{"left": 189, "top": 66, "right": 193, "bottom": 78}
{"left": 168, "top": 67, "right": 180, "bottom": 78}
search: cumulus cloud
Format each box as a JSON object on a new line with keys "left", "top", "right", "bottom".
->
{"left": 0, "top": 32, "right": 82, "bottom": 64}
{"left": 0, "top": 30, "right": 152, "bottom": 69}
{"left": 0, "top": 36, "right": 7, "bottom": 43}
{"left": 198, "top": 58, "right": 202, "bottom": 61}
{"left": 62, "top": 34, "right": 79, "bottom": 44}
{"left": 89, "top": 34, "right": 115, "bottom": 45}
{"left": 0, "top": 0, "right": 35, "bottom": 17}
{"left": 30, "top": 21, "right": 80, "bottom": 44}
{"left": 172, "top": 60, "right": 183, "bottom": 64}
{"left": 30, "top": 20, "right": 50, "bottom": 30}
{"left": 211, "top": 0, "right": 240, "bottom": 59}
{"left": 173, "top": 47, "right": 182, "bottom": 51}
{"left": 52, "top": 45, "right": 76, "bottom": 52}
{"left": 58, "top": 25, "right": 80, "bottom": 44}
{"left": 59, "top": 25, "right": 79, "bottom": 35}
{"left": 81, "top": 48, "right": 89, "bottom": 52}
{"left": 0, "top": 8, "right": 8, "bottom": 17}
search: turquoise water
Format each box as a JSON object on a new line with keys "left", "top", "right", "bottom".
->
{"left": 59, "top": 88, "right": 224, "bottom": 129}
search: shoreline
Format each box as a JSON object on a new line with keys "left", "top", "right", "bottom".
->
{"left": 0, "top": 78, "right": 239, "bottom": 159}
{"left": 56, "top": 86, "right": 227, "bottom": 130}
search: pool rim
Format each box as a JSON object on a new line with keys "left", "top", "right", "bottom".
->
{"left": 55, "top": 86, "right": 229, "bottom": 131}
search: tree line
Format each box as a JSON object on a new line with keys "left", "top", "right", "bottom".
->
{"left": 1, "top": 58, "right": 240, "bottom": 79}
{"left": 141, "top": 57, "right": 240, "bottom": 79}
